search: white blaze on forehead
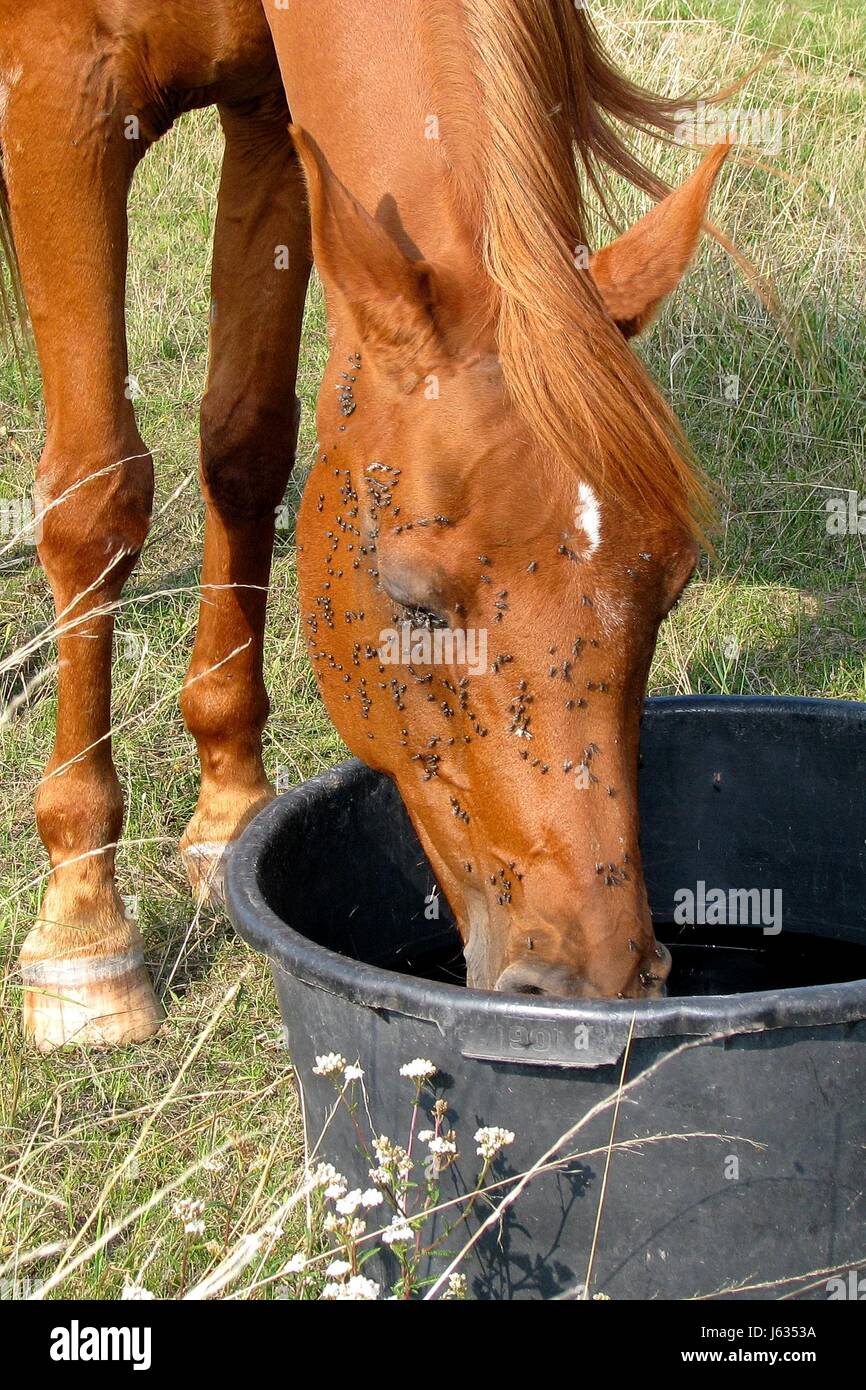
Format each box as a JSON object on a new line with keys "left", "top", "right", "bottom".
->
{"left": 574, "top": 481, "right": 601, "bottom": 555}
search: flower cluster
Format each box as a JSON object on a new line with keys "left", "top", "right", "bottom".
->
{"left": 369, "top": 1135, "right": 413, "bottom": 1190}
{"left": 172, "top": 1197, "right": 205, "bottom": 1237}
{"left": 475, "top": 1127, "right": 516, "bottom": 1161}
{"left": 335, "top": 1188, "right": 384, "bottom": 1216}
{"left": 417, "top": 1128, "right": 458, "bottom": 1177}
{"left": 321, "top": 1274, "right": 380, "bottom": 1301}
{"left": 399, "top": 1058, "right": 437, "bottom": 1081}
{"left": 299, "top": 1054, "right": 517, "bottom": 1299}
{"left": 312, "top": 1053, "right": 364, "bottom": 1083}
{"left": 312, "top": 1052, "right": 347, "bottom": 1078}
{"left": 381, "top": 1217, "right": 415, "bottom": 1246}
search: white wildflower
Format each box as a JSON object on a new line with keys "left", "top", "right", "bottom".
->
{"left": 399, "top": 1058, "right": 437, "bottom": 1080}
{"left": 284, "top": 1253, "right": 307, "bottom": 1274}
{"left": 320, "top": 1275, "right": 379, "bottom": 1301}
{"left": 172, "top": 1198, "right": 204, "bottom": 1221}
{"left": 360, "top": 1188, "right": 383, "bottom": 1208}
{"left": 442, "top": 1273, "right": 467, "bottom": 1300}
{"left": 313, "top": 1053, "right": 348, "bottom": 1079}
{"left": 184, "top": 1219, "right": 205, "bottom": 1237}
{"left": 335, "top": 1189, "right": 364, "bottom": 1216}
{"left": 427, "top": 1137, "right": 457, "bottom": 1157}
{"left": 417, "top": 1129, "right": 435, "bottom": 1143}
{"left": 371, "top": 1136, "right": 412, "bottom": 1179}
{"left": 120, "top": 1283, "right": 155, "bottom": 1301}
{"left": 475, "top": 1126, "right": 515, "bottom": 1159}
{"left": 325, "top": 1259, "right": 352, "bottom": 1278}
{"left": 312, "top": 1162, "right": 342, "bottom": 1188}
{"left": 381, "top": 1219, "right": 414, "bottom": 1246}
{"left": 324, "top": 1180, "right": 347, "bottom": 1201}
{"left": 344, "top": 1064, "right": 364, "bottom": 1081}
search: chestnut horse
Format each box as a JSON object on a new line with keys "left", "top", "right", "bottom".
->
{"left": 1, "top": 0, "right": 730, "bottom": 1046}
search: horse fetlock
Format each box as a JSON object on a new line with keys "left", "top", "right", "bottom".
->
{"left": 180, "top": 781, "right": 275, "bottom": 904}
{"left": 180, "top": 840, "right": 233, "bottom": 905}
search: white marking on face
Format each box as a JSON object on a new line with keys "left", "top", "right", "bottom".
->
{"left": 574, "top": 482, "right": 601, "bottom": 555}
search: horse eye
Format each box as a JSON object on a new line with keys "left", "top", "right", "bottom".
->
{"left": 378, "top": 565, "right": 451, "bottom": 627}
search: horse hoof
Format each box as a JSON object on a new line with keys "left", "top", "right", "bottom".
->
{"left": 21, "top": 949, "right": 164, "bottom": 1050}
{"left": 181, "top": 841, "right": 232, "bottom": 905}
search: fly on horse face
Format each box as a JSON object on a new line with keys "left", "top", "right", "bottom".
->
{"left": 0, "top": 0, "right": 732, "bottom": 1046}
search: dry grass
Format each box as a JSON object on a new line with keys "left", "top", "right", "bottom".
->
{"left": 0, "top": 0, "right": 863, "bottom": 1297}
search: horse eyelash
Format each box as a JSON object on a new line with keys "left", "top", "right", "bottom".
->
{"left": 400, "top": 603, "right": 450, "bottom": 630}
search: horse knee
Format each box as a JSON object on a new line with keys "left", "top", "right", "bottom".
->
{"left": 36, "top": 435, "right": 154, "bottom": 588}
{"left": 199, "top": 392, "right": 301, "bottom": 521}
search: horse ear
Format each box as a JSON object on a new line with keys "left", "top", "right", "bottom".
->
{"left": 291, "top": 125, "right": 438, "bottom": 376}
{"left": 589, "top": 143, "right": 730, "bottom": 338}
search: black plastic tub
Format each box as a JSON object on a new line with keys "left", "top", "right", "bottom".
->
{"left": 227, "top": 696, "right": 866, "bottom": 1299}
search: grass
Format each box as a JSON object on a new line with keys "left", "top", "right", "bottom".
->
{"left": 0, "top": 0, "right": 864, "bottom": 1298}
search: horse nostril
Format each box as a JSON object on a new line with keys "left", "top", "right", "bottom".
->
{"left": 639, "top": 941, "right": 672, "bottom": 997}
{"left": 494, "top": 962, "right": 573, "bottom": 997}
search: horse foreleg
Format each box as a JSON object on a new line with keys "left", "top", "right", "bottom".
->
{"left": 2, "top": 83, "right": 162, "bottom": 1046}
{"left": 180, "top": 95, "right": 311, "bottom": 899}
